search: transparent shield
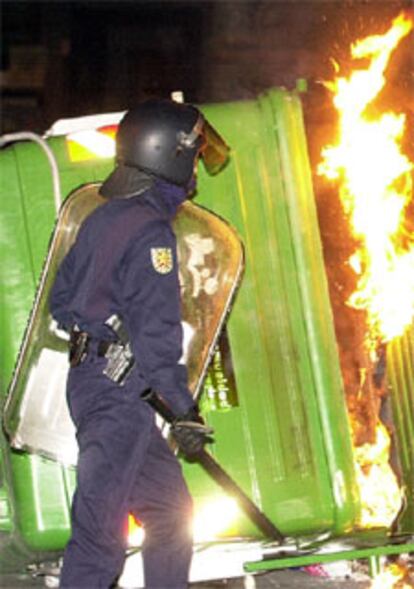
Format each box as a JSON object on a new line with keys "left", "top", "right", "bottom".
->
{"left": 3, "top": 184, "right": 244, "bottom": 465}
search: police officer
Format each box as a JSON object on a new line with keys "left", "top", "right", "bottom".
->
{"left": 50, "top": 98, "right": 229, "bottom": 588}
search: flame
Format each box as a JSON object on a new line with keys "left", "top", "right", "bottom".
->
{"left": 318, "top": 13, "right": 414, "bottom": 348}
{"left": 353, "top": 421, "right": 404, "bottom": 528}
{"left": 192, "top": 497, "right": 240, "bottom": 542}
{"left": 127, "top": 498, "right": 241, "bottom": 547}
{"left": 127, "top": 513, "right": 145, "bottom": 546}
{"left": 318, "top": 13, "right": 413, "bottom": 529}
{"left": 370, "top": 561, "right": 412, "bottom": 589}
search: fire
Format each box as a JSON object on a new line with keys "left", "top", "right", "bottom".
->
{"left": 319, "top": 13, "right": 414, "bottom": 348}
{"left": 353, "top": 421, "right": 403, "bottom": 528}
{"left": 127, "top": 513, "right": 144, "bottom": 546}
{"left": 318, "top": 13, "right": 413, "bottom": 529}
{"left": 127, "top": 498, "right": 241, "bottom": 546}
{"left": 370, "top": 561, "right": 412, "bottom": 589}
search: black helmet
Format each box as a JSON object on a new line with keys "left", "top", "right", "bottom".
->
{"left": 100, "top": 99, "right": 229, "bottom": 198}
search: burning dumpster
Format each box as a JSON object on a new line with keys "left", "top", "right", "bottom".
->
{"left": 0, "top": 13, "right": 413, "bottom": 586}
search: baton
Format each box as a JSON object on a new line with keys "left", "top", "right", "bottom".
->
{"left": 141, "top": 388, "right": 285, "bottom": 543}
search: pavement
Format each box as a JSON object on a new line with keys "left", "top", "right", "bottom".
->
{"left": 0, "top": 570, "right": 371, "bottom": 589}
{"left": 193, "top": 570, "right": 371, "bottom": 588}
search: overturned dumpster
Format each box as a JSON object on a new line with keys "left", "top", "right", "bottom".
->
{"left": 0, "top": 85, "right": 413, "bottom": 586}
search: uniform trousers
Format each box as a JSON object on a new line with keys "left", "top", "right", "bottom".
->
{"left": 59, "top": 354, "right": 193, "bottom": 589}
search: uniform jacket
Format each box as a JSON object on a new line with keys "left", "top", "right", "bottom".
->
{"left": 50, "top": 179, "right": 194, "bottom": 415}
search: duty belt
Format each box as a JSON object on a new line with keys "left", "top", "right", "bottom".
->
{"left": 69, "top": 325, "right": 135, "bottom": 385}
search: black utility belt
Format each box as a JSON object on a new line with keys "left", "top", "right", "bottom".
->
{"left": 69, "top": 329, "right": 135, "bottom": 385}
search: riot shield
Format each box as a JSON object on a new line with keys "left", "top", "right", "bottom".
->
{"left": 3, "top": 184, "right": 244, "bottom": 465}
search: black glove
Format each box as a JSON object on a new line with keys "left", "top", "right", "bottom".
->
{"left": 171, "top": 407, "right": 214, "bottom": 458}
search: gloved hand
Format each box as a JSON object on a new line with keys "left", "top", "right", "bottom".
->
{"left": 171, "top": 407, "right": 214, "bottom": 458}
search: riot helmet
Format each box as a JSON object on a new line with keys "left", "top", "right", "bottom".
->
{"left": 100, "top": 99, "right": 229, "bottom": 199}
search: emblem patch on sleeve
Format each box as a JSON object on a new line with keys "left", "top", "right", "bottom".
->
{"left": 151, "top": 247, "right": 173, "bottom": 274}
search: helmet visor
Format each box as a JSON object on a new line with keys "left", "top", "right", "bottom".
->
{"left": 200, "top": 119, "right": 230, "bottom": 176}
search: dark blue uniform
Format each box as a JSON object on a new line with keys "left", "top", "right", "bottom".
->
{"left": 50, "top": 179, "right": 195, "bottom": 588}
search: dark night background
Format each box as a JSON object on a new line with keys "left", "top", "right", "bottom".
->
{"left": 1, "top": 0, "right": 413, "bottom": 136}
